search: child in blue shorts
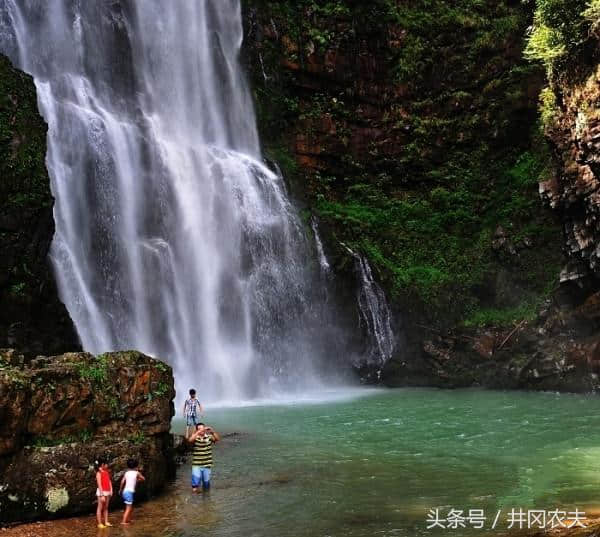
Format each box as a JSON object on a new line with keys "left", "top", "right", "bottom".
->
{"left": 183, "top": 388, "right": 203, "bottom": 437}
{"left": 119, "top": 458, "right": 145, "bottom": 525}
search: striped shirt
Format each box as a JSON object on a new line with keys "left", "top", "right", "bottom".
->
{"left": 192, "top": 434, "right": 214, "bottom": 467}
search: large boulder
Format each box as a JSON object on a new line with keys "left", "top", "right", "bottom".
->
{"left": 0, "top": 350, "right": 175, "bottom": 525}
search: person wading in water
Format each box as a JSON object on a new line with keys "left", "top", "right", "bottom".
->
{"left": 187, "top": 422, "right": 220, "bottom": 492}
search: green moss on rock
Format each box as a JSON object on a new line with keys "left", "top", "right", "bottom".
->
{"left": 0, "top": 53, "right": 78, "bottom": 354}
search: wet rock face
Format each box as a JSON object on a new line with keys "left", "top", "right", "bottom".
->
{"left": 381, "top": 299, "right": 600, "bottom": 392}
{"left": 0, "top": 54, "right": 79, "bottom": 355}
{"left": 0, "top": 350, "right": 175, "bottom": 525}
{"left": 242, "top": 1, "right": 543, "bottom": 207}
{"left": 540, "top": 65, "right": 600, "bottom": 282}
{"left": 243, "top": 3, "right": 419, "bottom": 182}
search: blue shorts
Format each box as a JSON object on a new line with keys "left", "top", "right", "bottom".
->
{"left": 122, "top": 491, "right": 134, "bottom": 505}
{"left": 191, "top": 466, "right": 211, "bottom": 489}
{"left": 186, "top": 415, "right": 199, "bottom": 426}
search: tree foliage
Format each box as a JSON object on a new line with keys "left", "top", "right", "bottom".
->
{"left": 526, "top": 0, "right": 597, "bottom": 79}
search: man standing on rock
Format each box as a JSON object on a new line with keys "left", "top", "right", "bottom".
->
{"left": 187, "top": 422, "right": 220, "bottom": 492}
{"left": 183, "top": 388, "right": 203, "bottom": 437}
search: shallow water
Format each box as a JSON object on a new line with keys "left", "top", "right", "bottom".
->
{"left": 8, "top": 388, "right": 600, "bottom": 537}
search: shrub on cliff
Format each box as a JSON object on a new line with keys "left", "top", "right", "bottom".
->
{"left": 526, "top": 0, "right": 598, "bottom": 81}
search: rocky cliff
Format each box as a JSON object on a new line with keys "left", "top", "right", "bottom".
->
{"left": 241, "top": 0, "right": 600, "bottom": 392}
{"left": 536, "top": 1, "right": 600, "bottom": 291}
{"left": 0, "top": 350, "right": 175, "bottom": 525}
{"left": 404, "top": 0, "right": 600, "bottom": 393}
{"left": 0, "top": 54, "right": 78, "bottom": 355}
{"left": 242, "top": 0, "right": 575, "bottom": 385}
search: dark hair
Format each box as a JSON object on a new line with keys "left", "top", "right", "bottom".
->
{"left": 195, "top": 422, "right": 205, "bottom": 429}
{"left": 189, "top": 389, "right": 196, "bottom": 396}
{"left": 127, "top": 458, "right": 138, "bottom": 469}
{"left": 94, "top": 456, "right": 107, "bottom": 471}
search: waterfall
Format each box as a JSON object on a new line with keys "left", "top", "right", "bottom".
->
{"left": 311, "top": 218, "right": 331, "bottom": 275}
{"left": 343, "top": 245, "right": 395, "bottom": 367}
{"left": 0, "top": 0, "right": 349, "bottom": 402}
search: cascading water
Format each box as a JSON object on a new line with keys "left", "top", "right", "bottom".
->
{"left": 344, "top": 245, "right": 395, "bottom": 367}
{"left": 311, "top": 218, "right": 331, "bottom": 275}
{"left": 0, "top": 0, "right": 352, "bottom": 402}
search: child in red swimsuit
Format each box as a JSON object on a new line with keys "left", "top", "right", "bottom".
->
{"left": 95, "top": 457, "right": 113, "bottom": 528}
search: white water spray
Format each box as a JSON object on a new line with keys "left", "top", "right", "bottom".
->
{"left": 0, "top": 0, "right": 352, "bottom": 401}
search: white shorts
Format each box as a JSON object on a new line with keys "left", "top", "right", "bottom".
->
{"left": 96, "top": 489, "right": 112, "bottom": 497}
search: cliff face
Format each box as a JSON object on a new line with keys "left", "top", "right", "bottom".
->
{"left": 242, "top": 0, "right": 574, "bottom": 386}
{"left": 0, "top": 350, "right": 175, "bottom": 525}
{"left": 0, "top": 54, "right": 79, "bottom": 355}
{"left": 540, "top": 71, "right": 600, "bottom": 287}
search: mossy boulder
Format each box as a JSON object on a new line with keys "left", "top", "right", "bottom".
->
{"left": 0, "top": 350, "right": 175, "bottom": 525}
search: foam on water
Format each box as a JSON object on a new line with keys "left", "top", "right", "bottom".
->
{"left": 208, "top": 386, "right": 384, "bottom": 409}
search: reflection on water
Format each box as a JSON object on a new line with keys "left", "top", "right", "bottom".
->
{"left": 6, "top": 388, "right": 600, "bottom": 537}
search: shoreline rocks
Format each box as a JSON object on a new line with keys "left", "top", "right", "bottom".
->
{"left": 0, "top": 350, "right": 176, "bottom": 526}
{"left": 380, "top": 297, "right": 600, "bottom": 392}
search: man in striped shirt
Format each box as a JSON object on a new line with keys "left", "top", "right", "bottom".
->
{"left": 187, "top": 422, "right": 220, "bottom": 492}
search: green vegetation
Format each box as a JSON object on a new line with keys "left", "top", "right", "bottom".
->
{"left": 316, "top": 144, "right": 560, "bottom": 316}
{"left": 387, "top": 3, "right": 526, "bottom": 88}
{"left": 526, "top": 1, "right": 599, "bottom": 131}
{"left": 152, "top": 381, "right": 170, "bottom": 398}
{"left": 585, "top": 0, "right": 600, "bottom": 30}
{"left": 145, "top": 380, "right": 170, "bottom": 401}
{"left": 463, "top": 303, "right": 538, "bottom": 328}
{"left": 108, "top": 394, "right": 125, "bottom": 419}
{"left": 77, "top": 355, "right": 109, "bottom": 385}
{"left": 77, "top": 354, "right": 126, "bottom": 419}
{"left": 0, "top": 368, "right": 28, "bottom": 387}
{"left": 247, "top": 0, "right": 562, "bottom": 324}
{"left": 538, "top": 87, "right": 558, "bottom": 128}
{"left": 153, "top": 361, "right": 169, "bottom": 373}
{"left": 129, "top": 431, "right": 146, "bottom": 445}
{"left": 525, "top": 0, "right": 595, "bottom": 79}
{"left": 9, "top": 282, "right": 27, "bottom": 298}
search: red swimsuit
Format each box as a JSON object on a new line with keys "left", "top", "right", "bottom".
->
{"left": 99, "top": 469, "right": 111, "bottom": 493}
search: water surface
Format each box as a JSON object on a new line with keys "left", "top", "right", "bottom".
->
{"left": 8, "top": 388, "right": 600, "bottom": 537}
